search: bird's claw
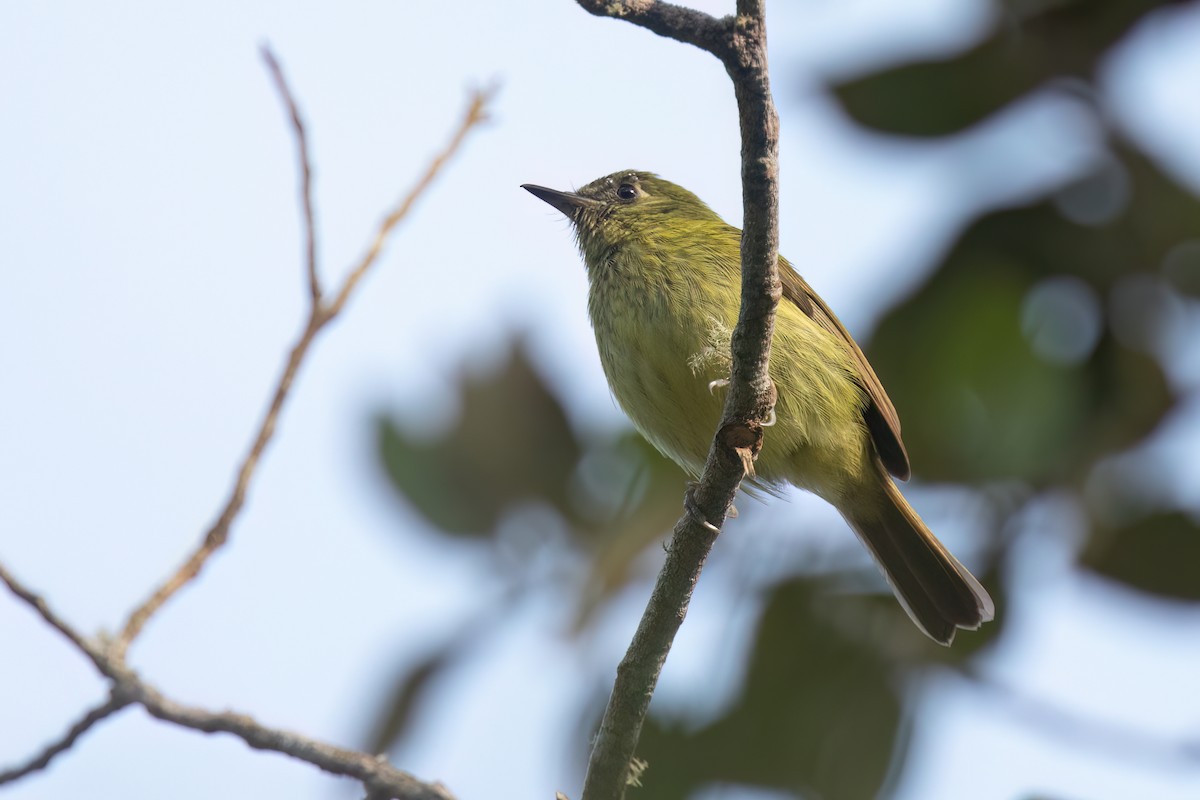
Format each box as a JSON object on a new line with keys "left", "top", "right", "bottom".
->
{"left": 708, "top": 378, "right": 775, "bottom": 429}
{"left": 684, "top": 483, "right": 721, "bottom": 533}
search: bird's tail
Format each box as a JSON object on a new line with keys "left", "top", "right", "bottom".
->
{"left": 842, "top": 468, "right": 994, "bottom": 645}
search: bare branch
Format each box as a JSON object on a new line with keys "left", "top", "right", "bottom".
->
{"left": 572, "top": 0, "right": 731, "bottom": 55}
{"left": 324, "top": 86, "right": 494, "bottom": 320}
{"left": 119, "top": 673, "right": 456, "bottom": 800}
{"left": 0, "top": 693, "right": 130, "bottom": 785}
{"left": 572, "top": 2, "right": 781, "bottom": 798}
{"left": 581, "top": 503, "right": 719, "bottom": 797}
{"left": 2, "top": 559, "right": 455, "bottom": 798}
{"left": 724, "top": 0, "right": 782, "bottom": 429}
{"left": 114, "top": 314, "right": 322, "bottom": 657}
{"left": 0, "top": 561, "right": 98, "bottom": 667}
{"left": 115, "top": 80, "right": 494, "bottom": 658}
{"left": 0, "top": 564, "right": 132, "bottom": 780}
{"left": 3, "top": 47, "right": 493, "bottom": 800}
{"left": 261, "top": 44, "right": 321, "bottom": 305}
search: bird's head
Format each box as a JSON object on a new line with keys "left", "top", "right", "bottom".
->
{"left": 522, "top": 170, "right": 722, "bottom": 265}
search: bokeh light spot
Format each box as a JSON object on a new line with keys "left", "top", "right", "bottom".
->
{"left": 1053, "top": 155, "right": 1131, "bottom": 226}
{"left": 1162, "top": 239, "right": 1200, "bottom": 296}
{"left": 1020, "top": 276, "right": 1103, "bottom": 365}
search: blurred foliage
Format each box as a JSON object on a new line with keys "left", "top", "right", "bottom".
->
{"left": 834, "top": 0, "right": 1192, "bottom": 137}
{"left": 369, "top": 1, "right": 1200, "bottom": 797}
{"left": 869, "top": 147, "right": 1187, "bottom": 484}
{"left": 378, "top": 343, "right": 582, "bottom": 537}
{"left": 1083, "top": 512, "right": 1200, "bottom": 601}
{"left": 371, "top": 343, "right": 689, "bottom": 749}
{"left": 365, "top": 626, "right": 470, "bottom": 755}
{"left": 635, "top": 580, "right": 906, "bottom": 800}
{"left": 377, "top": 342, "right": 687, "bottom": 606}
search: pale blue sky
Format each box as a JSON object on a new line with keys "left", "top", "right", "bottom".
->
{"left": 2, "top": 2, "right": 1199, "bottom": 799}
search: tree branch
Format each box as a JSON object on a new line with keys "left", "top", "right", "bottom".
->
{"left": 115, "top": 670, "right": 456, "bottom": 800}
{"left": 0, "top": 562, "right": 455, "bottom": 799}
{"left": 0, "top": 693, "right": 130, "bottom": 785}
{"left": 261, "top": 45, "right": 322, "bottom": 305}
{"left": 572, "top": 0, "right": 732, "bottom": 55}
{"left": 0, "top": 561, "right": 101, "bottom": 670}
{"left": 573, "top": 2, "right": 780, "bottom": 798}
{"left": 324, "top": 83, "right": 492, "bottom": 320}
{"left": 114, "top": 56, "right": 494, "bottom": 659}
{"left": 1, "top": 47, "right": 492, "bottom": 800}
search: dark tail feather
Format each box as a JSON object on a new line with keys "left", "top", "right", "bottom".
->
{"left": 844, "top": 470, "right": 994, "bottom": 645}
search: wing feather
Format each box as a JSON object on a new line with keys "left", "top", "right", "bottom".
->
{"left": 778, "top": 260, "right": 911, "bottom": 480}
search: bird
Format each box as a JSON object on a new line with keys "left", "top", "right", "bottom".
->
{"left": 522, "top": 170, "right": 994, "bottom": 645}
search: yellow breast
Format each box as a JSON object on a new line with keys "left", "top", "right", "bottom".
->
{"left": 586, "top": 241, "right": 872, "bottom": 500}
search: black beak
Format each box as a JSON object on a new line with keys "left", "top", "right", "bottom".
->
{"left": 521, "top": 184, "right": 599, "bottom": 218}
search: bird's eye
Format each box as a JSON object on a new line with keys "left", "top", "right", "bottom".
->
{"left": 616, "top": 183, "right": 637, "bottom": 201}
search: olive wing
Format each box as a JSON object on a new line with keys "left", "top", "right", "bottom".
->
{"left": 778, "top": 260, "right": 911, "bottom": 480}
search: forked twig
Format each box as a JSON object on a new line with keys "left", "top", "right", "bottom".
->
{"left": 115, "top": 52, "right": 493, "bottom": 658}
{"left": 0, "top": 693, "right": 130, "bottom": 784}
{"left": 1, "top": 47, "right": 490, "bottom": 798}
{"left": 262, "top": 47, "right": 321, "bottom": 304}
{"left": 0, "top": 564, "right": 455, "bottom": 798}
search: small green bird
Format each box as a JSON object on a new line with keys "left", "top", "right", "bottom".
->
{"left": 523, "top": 170, "right": 993, "bottom": 645}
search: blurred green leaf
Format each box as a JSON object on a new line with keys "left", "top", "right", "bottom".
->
{"left": 632, "top": 579, "right": 904, "bottom": 800}
{"left": 832, "top": 0, "right": 1187, "bottom": 136}
{"left": 871, "top": 255, "right": 1085, "bottom": 482}
{"left": 365, "top": 638, "right": 462, "bottom": 755}
{"left": 1162, "top": 240, "right": 1200, "bottom": 297}
{"left": 365, "top": 601, "right": 511, "bottom": 755}
{"left": 572, "top": 434, "right": 689, "bottom": 630}
{"left": 868, "top": 148, "right": 1192, "bottom": 485}
{"left": 377, "top": 341, "right": 582, "bottom": 537}
{"left": 1082, "top": 512, "right": 1200, "bottom": 601}
{"left": 377, "top": 338, "right": 692, "bottom": 624}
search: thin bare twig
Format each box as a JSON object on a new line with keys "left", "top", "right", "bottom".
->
{"left": 570, "top": 2, "right": 781, "bottom": 798}
{"left": 0, "top": 560, "right": 454, "bottom": 799}
{"left": 113, "top": 314, "right": 322, "bottom": 658}
{"left": 119, "top": 672, "right": 456, "bottom": 799}
{"left": 325, "top": 87, "right": 492, "bottom": 319}
{"left": 0, "top": 564, "right": 131, "bottom": 780}
{"left": 262, "top": 45, "right": 321, "bottom": 305}
{"left": 3, "top": 47, "right": 490, "bottom": 800}
{"left": 0, "top": 693, "right": 131, "bottom": 784}
{"left": 114, "top": 69, "right": 494, "bottom": 659}
{"left": 0, "top": 566, "right": 132, "bottom": 786}
{"left": 0, "top": 561, "right": 97, "bottom": 667}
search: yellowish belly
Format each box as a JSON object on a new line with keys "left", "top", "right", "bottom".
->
{"left": 591, "top": 289, "right": 872, "bottom": 500}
